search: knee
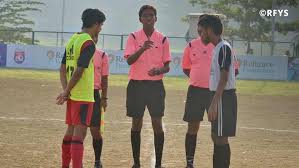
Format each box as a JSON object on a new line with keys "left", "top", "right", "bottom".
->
{"left": 132, "top": 118, "right": 143, "bottom": 131}
{"left": 90, "top": 127, "right": 102, "bottom": 140}
{"left": 187, "top": 122, "right": 200, "bottom": 135}
{"left": 153, "top": 126, "right": 163, "bottom": 134}
{"left": 65, "top": 125, "right": 74, "bottom": 135}
{"left": 81, "top": 127, "right": 87, "bottom": 139}
{"left": 74, "top": 125, "right": 88, "bottom": 140}
{"left": 152, "top": 118, "right": 163, "bottom": 134}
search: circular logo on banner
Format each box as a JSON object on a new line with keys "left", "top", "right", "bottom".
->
{"left": 172, "top": 57, "right": 181, "bottom": 66}
{"left": 47, "top": 50, "right": 55, "bottom": 60}
{"left": 108, "top": 54, "right": 115, "bottom": 64}
{"left": 14, "top": 49, "right": 25, "bottom": 64}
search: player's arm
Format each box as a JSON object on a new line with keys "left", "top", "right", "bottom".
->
{"left": 148, "top": 37, "right": 171, "bottom": 76}
{"left": 160, "top": 61, "right": 170, "bottom": 74}
{"left": 148, "top": 60, "right": 171, "bottom": 76}
{"left": 101, "top": 76, "right": 108, "bottom": 98}
{"left": 60, "top": 50, "right": 67, "bottom": 90}
{"left": 126, "top": 41, "right": 153, "bottom": 65}
{"left": 56, "top": 41, "right": 95, "bottom": 105}
{"left": 101, "top": 55, "right": 109, "bottom": 100}
{"left": 100, "top": 54, "right": 109, "bottom": 110}
{"left": 101, "top": 75, "right": 108, "bottom": 111}
{"left": 125, "top": 34, "right": 153, "bottom": 65}
{"left": 182, "top": 44, "right": 191, "bottom": 77}
{"left": 208, "top": 45, "right": 231, "bottom": 121}
{"left": 183, "top": 69, "right": 190, "bottom": 77}
{"left": 160, "top": 37, "right": 171, "bottom": 74}
{"left": 98, "top": 75, "right": 108, "bottom": 111}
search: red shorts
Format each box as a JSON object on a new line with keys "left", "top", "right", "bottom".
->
{"left": 65, "top": 100, "right": 94, "bottom": 126}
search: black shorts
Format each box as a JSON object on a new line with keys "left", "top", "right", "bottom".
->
{"left": 126, "top": 80, "right": 165, "bottom": 118}
{"left": 90, "top": 89, "right": 102, "bottom": 127}
{"left": 211, "top": 89, "right": 237, "bottom": 137}
{"left": 183, "top": 85, "right": 212, "bottom": 122}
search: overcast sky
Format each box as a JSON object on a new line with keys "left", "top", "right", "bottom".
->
{"left": 28, "top": 0, "right": 298, "bottom": 40}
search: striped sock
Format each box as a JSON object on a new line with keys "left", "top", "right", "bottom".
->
{"left": 71, "top": 136, "right": 84, "bottom": 168}
{"left": 62, "top": 135, "right": 72, "bottom": 168}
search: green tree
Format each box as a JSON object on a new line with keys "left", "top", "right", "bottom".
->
{"left": 0, "top": 0, "right": 44, "bottom": 44}
{"left": 276, "top": 20, "right": 299, "bottom": 35}
{"left": 188, "top": 0, "right": 298, "bottom": 54}
{"left": 276, "top": 19, "right": 299, "bottom": 57}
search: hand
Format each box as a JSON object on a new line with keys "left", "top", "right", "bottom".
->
{"left": 208, "top": 100, "right": 218, "bottom": 122}
{"left": 100, "top": 98, "right": 108, "bottom": 111}
{"left": 56, "top": 90, "right": 69, "bottom": 105}
{"left": 148, "top": 67, "right": 162, "bottom": 76}
{"left": 141, "top": 40, "right": 154, "bottom": 51}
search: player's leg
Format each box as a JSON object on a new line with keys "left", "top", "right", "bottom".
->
{"left": 183, "top": 86, "right": 209, "bottom": 168}
{"left": 211, "top": 90, "right": 237, "bottom": 168}
{"left": 185, "top": 122, "right": 199, "bottom": 168}
{"left": 90, "top": 127, "right": 102, "bottom": 168}
{"left": 151, "top": 117, "right": 164, "bottom": 168}
{"left": 90, "top": 127, "right": 102, "bottom": 167}
{"left": 62, "top": 125, "right": 74, "bottom": 168}
{"left": 211, "top": 134, "right": 230, "bottom": 168}
{"left": 90, "top": 90, "right": 103, "bottom": 168}
{"left": 70, "top": 101, "right": 94, "bottom": 168}
{"left": 62, "top": 100, "right": 74, "bottom": 168}
{"left": 126, "top": 80, "right": 146, "bottom": 168}
{"left": 131, "top": 117, "right": 143, "bottom": 168}
{"left": 72, "top": 125, "right": 88, "bottom": 168}
{"left": 147, "top": 80, "right": 166, "bottom": 168}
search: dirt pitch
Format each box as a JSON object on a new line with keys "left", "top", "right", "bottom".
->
{"left": 0, "top": 77, "right": 299, "bottom": 168}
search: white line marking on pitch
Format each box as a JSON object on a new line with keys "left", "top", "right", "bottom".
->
{"left": 0, "top": 116, "right": 298, "bottom": 133}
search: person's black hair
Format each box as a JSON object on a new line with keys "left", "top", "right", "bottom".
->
{"left": 139, "top": 5, "right": 157, "bottom": 17}
{"left": 199, "top": 14, "right": 208, "bottom": 19}
{"left": 198, "top": 14, "right": 223, "bottom": 36}
{"left": 81, "top": 8, "right": 106, "bottom": 28}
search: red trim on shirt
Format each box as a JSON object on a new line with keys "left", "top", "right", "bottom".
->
{"left": 80, "top": 40, "right": 94, "bottom": 54}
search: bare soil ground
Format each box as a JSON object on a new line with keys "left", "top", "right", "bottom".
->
{"left": 0, "top": 78, "right": 298, "bottom": 168}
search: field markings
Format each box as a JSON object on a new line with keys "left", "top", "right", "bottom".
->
{"left": 0, "top": 116, "right": 298, "bottom": 133}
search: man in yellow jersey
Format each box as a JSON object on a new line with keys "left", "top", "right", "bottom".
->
{"left": 56, "top": 8, "right": 106, "bottom": 168}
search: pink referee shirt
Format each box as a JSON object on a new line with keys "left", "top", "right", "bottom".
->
{"left": 124, "top": 29, "right": 171, "bottom": 80}
{"left": 181, "top": 37, "right": 214, "bottom": 88}
{"left": 94, "top": 49, "right": 109, "bottom": 90}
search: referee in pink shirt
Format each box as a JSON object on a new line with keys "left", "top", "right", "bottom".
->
{"left": 90, "top": 34, "right": 109, "bottom": 168}
{"left": 181, "top": 14, "right": 214, "bottom": 168}
{"left": 124, "top": 5, "right": 171, "bottom": 168}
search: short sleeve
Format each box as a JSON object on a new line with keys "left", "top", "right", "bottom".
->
{"left": 77, "top": 40, "right": 95, "bottom": 68}
{"left": 181, "top": 44, "right": 191, "bottom": 69}
{"left": 101, "top": 53, "right": 109, "bottom": 76}
{"left": 124, "top": 34, "right": 137, "bottom": 59}
{"left": 218, "top": 45, "right": 232, "bottom": 71}
{"left": 162, "top": 37, "right": 171, "bottom": 63}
